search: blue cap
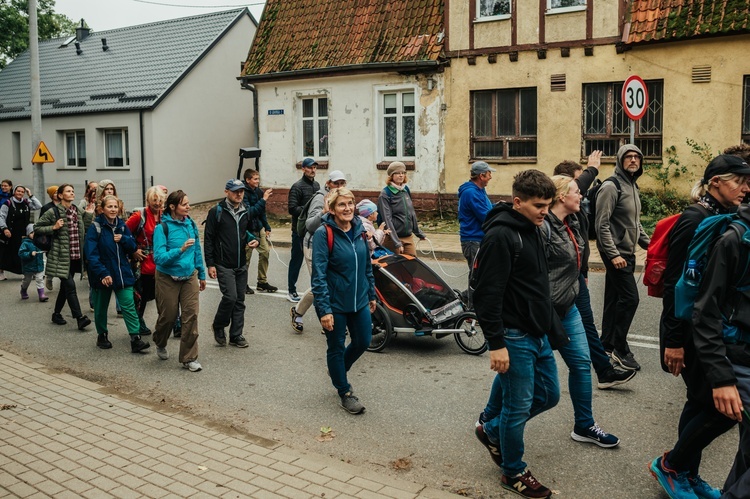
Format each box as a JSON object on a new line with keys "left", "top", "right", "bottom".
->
{"left": 301, "top": 158, "right": 318, "bottom": 168}
{"left": 225, "top": 179, "right": 246, "bottom": 192}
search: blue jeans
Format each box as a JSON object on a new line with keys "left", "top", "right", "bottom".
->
{"left": 576, "top": 273, "right": 611, "bottom": 376}
{"left": 484, "top": 330, "right": 559, "bottom": 476}
{"left": 325, "top": 306, "right": 372, "bottom": 396}
{"left": 556, "top": 305, "right": 594, "bottom": 429}
{"left": 287, "top": 230, "right": 304, "bottom": 294}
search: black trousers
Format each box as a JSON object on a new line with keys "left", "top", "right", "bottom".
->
{"left": 54, "top": 259, "right": 83, "bottom": 319}
{"left": 600, "top": 254, "right": 638, "bottom": 354}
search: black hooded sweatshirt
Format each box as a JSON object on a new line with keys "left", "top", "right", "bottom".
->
{"left": 473, "top": 202, "right": 554, "bottom": 350}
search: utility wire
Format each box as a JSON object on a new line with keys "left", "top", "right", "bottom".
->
{"left": 131, "top": 0, "right": 265, "bottom": 8}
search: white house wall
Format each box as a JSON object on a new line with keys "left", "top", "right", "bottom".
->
{"left": 150, "top": 14, "right": 256, "bottom": 204}
{"left": 255, "top": 72, "right": 443, "bottom": 193}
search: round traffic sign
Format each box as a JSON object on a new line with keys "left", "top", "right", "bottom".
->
{"left": 621, "top": 75, "right": 649, "bottom": 121}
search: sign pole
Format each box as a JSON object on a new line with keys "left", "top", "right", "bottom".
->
{"left": 29, "top": 0, "right": 45, "bottom": 201}
{"left": 630, "top": 119, "right": 635, "bottom": 145}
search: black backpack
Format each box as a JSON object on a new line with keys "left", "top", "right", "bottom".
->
{"left": 33, "top": 205, "right": 60, "bottom": 252}
{"left": 584, "top": 176, "right": 621, "bottom": 240}
{"left": 295, "top": 192, "right": 322, "bottom": 238}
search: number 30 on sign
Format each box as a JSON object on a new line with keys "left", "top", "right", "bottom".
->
{"left": 621, "top": 75, "right": 649, "bottom": 121}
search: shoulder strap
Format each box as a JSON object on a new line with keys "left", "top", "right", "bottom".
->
{"left": 215, "top": 203, "right": 222, "bottom": 222}
{"left": 542, "top": 219, "right": 552, "bottom": 243}
{"left": 160, "top": 221, "right": 169, "bottom": 240}
{"left": 326, "top": 224, "right": 334, "bottom": 254}
{"left": 512, "top": 230, "right": 523, "bottom": 265}
{"left": 92, "top": 220, "right": 101, "bottom": 236}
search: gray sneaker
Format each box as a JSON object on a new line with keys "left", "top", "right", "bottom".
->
{"left": 156, "top": 347, "right": 169, "bottom": 360}
{"left": 183, "top": 361, "right": 202, "bottom": 372}
{"left": 340, "top": 391, "right": 365, "bottom": 414}
{"left": 229, "top": 336, "right": 249, "bottom": 348}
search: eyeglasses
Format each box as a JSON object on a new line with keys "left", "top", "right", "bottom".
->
{"left": 623, "top": 154, "right": 641, "bottom": 160}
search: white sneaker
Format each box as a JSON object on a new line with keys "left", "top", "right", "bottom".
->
{"left": 157, "top": 347, "right": 169, "bottom": 360}
{"left": 183, "top": 360, "right": 202, "bottom": 372}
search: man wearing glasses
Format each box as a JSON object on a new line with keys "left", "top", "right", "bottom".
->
{"left": 594, "top": 145, "right": 651, "bottom": 372}
{"left": 287, "top": 158, "right": 320, "bottom": 303}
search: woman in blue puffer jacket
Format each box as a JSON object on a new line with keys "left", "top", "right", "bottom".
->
{"left": 84, "top": 195, "right": 150, "bottom": 354}
{"left": 311, "top": 187, "right": 376, "bottom": 415}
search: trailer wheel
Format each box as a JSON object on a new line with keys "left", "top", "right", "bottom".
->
{"left": 368, "top": 303, "right": 392, "bottom": 353}
{"left": 454, "top": 312, "right": 488, "bottom": 355}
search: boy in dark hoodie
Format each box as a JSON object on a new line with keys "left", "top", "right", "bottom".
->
{"left": 473, "top": 169, "right": 559, "bottom": 499}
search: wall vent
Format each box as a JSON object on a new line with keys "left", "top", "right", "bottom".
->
{"left": 692, "top": 65, "right": 711, "bottom": 83}
{"left": 551, "top": 74, "right": 566, "bottom": 92}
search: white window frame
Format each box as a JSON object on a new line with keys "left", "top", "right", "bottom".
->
{"left": 475, "top": 0, "right": 511, "bottom": 22}
{"left": 377, "top": 87, "right": 417, "bottom": 162}
{"left": 546, "top": 0, "right": 586, "bottom": 14}
{"left": 104, "top": 128, "right": 129, "bottom": 168}
{"left": 63, "top": 130, "right": 86, "bottom": 168}
{"left": 299, "top": 95, "right": 329, "bottom": 160}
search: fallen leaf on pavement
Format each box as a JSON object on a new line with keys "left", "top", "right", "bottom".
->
{"left": 390, "top": 457, "right": 412, "bottom": 470}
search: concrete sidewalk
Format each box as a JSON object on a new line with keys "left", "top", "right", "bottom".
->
{"left": 0, "top": 349, "right": 458, "bottom": 499}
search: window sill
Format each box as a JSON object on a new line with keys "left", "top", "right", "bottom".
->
{"left": 56, "top": 166, "right": 89, "bottom": 170}
{"left": 474, "top": 15, "right": 511, "bottom": 23}
{"left": 296, "top": 160, "right": 329, "bottom": 170}
{"left": 97, "top": 167, "right": 131, "bottom": 171}
{"left": 546, "top": 6, "right": 586, "bottom": 15}
{"left": 470, "top": 158, "right": 537, "bottom": 165}
{"left": 376, "top": 161, "right": 415, "bottom": 170}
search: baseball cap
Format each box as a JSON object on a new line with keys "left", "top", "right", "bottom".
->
{"left": 703, "top": 155, "right": 750, "bottom": 182}
{"left": 471, "top": 161, "right": 496, "bottom": 175}
{"left": 225, "top": 179, "right": 246, "bottom": 192}
{"left": 328, "top": 170, "right": 346, "bottom": 183}
{"left": 301, "top": 158, "right": 318, "bottom": 168}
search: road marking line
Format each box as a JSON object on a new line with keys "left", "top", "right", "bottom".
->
{"left": 629, "top": 341, "right": 659, "bottom": 350}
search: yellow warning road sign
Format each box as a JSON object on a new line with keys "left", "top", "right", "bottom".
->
{"left": 31, "top": 141, "right": 54, "bottom": 163}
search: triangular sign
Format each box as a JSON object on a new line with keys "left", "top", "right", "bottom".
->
{"left": 31, "top": 141, "right": 55, "bottom": 163}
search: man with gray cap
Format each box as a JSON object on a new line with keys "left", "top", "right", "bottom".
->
{"left": 289, "top": 170, "right": 347, "bottom": 334}
{"left": 458, "top": 161, "right": 495, "bottom": 270}
{"left": 204, "top": 179, "right": 260, "bottom": 349}
{"left": 595, "top": 144, "right": 651, "bottom": 371}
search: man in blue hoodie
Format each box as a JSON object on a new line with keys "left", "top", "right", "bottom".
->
{"left": 458, "top": 161, "right": 495, "bottom": 270}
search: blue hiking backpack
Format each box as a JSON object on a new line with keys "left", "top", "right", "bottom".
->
{"left": 674, "top": 213, "right": 750, "bottom": 321}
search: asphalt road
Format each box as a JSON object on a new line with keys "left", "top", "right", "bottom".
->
{"left": 0, "top": 245, "right": 737, "bottom": 499}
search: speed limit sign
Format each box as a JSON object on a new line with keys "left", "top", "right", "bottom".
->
{"left": 621, "top": 75, "right": 649, "bottom": 121}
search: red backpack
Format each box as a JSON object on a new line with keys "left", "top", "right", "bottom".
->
{"left": 643, "top": 213, "right": 680, "bottom": 297}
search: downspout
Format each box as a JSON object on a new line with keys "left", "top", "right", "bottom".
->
{"left": 241, "top": 81, "right": 260, "bottom": 146}
{"left": 139, "top": 110, "right": 146, "bottom": 202}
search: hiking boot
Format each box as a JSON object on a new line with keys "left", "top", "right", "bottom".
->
{"left": 138, "top": 317, "right": 152, "bottom": 336}
{"left": 156, "top": 347, "right": 169, "bottom": 360}
{"left": 77, "top": 315, "right": 91, "bottom": 331}
{"left": 571, "top": 423, "right": 620, "bottom": 448}
{"left": 501, "top": 470, "right": 552, "bottom": 498}
{"left": 213, "top": 325, "right": 227, "bottom": 346}
{"left": 688, "top": 474, "right": 721, "bottom": 499}
{"left": 649, "top": 454, "right": 699, "bottom": 499}
{"left": 0, "top": 271, "right": 6, "bottom": 281}
{"left": 287, "top": 291, "right": 300, "bottom": 303}
{"left": 20, "top": 287, "right": 29, "bottom": 300}
{"left": 256, "top": 282, "right": 278, "bottom": 293}
{"left": 475, "top": 424, "right": 503, "bottom": 468}
{"left": 51, "top": 312, "right": 67, "bottom": 325}
{"left": 130, "top": 336, "right": 150, "bottom": 354}
{"left": 245, "top": 285, "right": 255, "bottom": 295}
{"left": 97, "top": 333, "right": 112, "bottom": 349}
{"left": 37, "top": 289, "right": 48, "bottom": 302}
{"left": 290, "top": 306, "right": 304, "bottom": 333}
{"left": 173, "top": 317, "right": 182, "bottom": 338}
{"left": 611, "top": 349, "right": 640, "bottom": 371}
{"left": 183, "top": 361, "right": 202, "bottom": 372}
{"left": 229, "top": 335, "right": 249, "bottom": 348}
{"left": 597, "top": 366, "right": 636, "bottom": 389}
{"left": 340, "top": 391, "right": 365, "bottom": 414}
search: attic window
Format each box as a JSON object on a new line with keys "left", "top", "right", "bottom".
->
{"left": 551, "top": 74, "right": 566, "bottom": 92}
{"left": 692, "top": 65, "right": 711, "bottom": 83}
{"left": 59, "top": 36, "right": 76, "bottom": 48}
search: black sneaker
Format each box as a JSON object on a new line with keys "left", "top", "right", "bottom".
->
{"left": 475, "top": 424, "right": 503, "bottom": 468}
{"left": 256, "top": 282, "right": 278, "bottom": 293}
{"left": 229, "top": 335, "right": 249, "bottom": 348}
{"left": 611, "top": 349, "right": 641, "bottom": 371}
{"left": 501, "top": 470, "right": 552, "bottom": 498}
{"left": 340, "top": 392, "right": 365, "bottom": 414}
{"left": 213, "top": 325, "right": 227, "bottom": 346}
{"left": 245, "top": 285, "right": 255, "bottom": 295}
{"left": 138, "top": 318, "right": 152, "bottom": 336}
{"left": 597, "top": 366, "right": 636, "bottom": 389}
{"left": 51, "top": 312, "right": 67, "bottom": 325}
{"left": 77, "top": 315, "right": 92, "bottom": 331}
{"left": 97, "top": 333, "right": 112, "bottom": 349}
{"left": 130, "top": 336, "right": 150, "bottom": 354}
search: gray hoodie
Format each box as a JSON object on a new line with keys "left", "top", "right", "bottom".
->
{"left": 595, "top": 144, "right": 651, "bottom": 260}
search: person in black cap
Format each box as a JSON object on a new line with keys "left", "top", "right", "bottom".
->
{"left": 458, "top": 161, "right": 495, "bottom": 271}
{"left": 650, "top": 154, "right": 750, "bottom": 499}
{"left": 287, "top": 158, "right": 320, "bottom": 302}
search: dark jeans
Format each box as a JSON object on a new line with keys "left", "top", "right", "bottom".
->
{"left": 576, "top": 273, "right": 612, "bottom": 376}
{"left": 325, "top": 306, "right": 372, "bottom": 396}
{"left": 601, "top": 254, "right": 639, "bottom": 354}
{"left": 461, "top": 240, "right": 480, "bottom": 269}
{"left": 287, "top": 230, "right": 304, "bottom": 294}
{"left": 213, "top": 265, "right": 248, "bottom": 339}
{"left": 55, "top": 259, "right": 83, "bottom": 319}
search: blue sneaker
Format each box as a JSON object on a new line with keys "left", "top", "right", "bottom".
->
{"left": 688, "top": 474, "right": 721, "bottom": 499}
{"left": 570, "top": 423, "right": 620, "bottom": 448}
{"left": 649, "top": 454, "right": 699, "bottom": 499}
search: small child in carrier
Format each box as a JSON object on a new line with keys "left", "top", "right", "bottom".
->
{"left": 18, "top": 224, "right": 48, "bottom": 302}
{"left": 356, "top": 200, "right": 389, "bottom": 255}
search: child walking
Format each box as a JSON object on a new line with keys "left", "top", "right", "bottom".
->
{"left": 18, "top": 224, "right": 48, "bottom": 302}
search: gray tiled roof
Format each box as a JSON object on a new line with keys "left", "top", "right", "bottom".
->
{"left": 0, "top": 8, "right": 251, "bottom": 121}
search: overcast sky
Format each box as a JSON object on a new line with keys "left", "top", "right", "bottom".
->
{"left": 53, "top": 0, "right": 267, "bottom": 32}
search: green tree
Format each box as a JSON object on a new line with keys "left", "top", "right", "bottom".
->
{"left": 0, "top": 0, "right": 76, "bottom": 70}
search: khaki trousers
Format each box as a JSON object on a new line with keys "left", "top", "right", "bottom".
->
{"left": 154, "top": 270, "right": 199, "bottom": 363}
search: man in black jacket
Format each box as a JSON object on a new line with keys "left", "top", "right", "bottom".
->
{"left": 287, "top": 158, "right": 320, "bottom": 303}
{"left": 204, "top": 179, "right": 259, "bottom": 349}
{"left": 473, "top": 170, "right": 559, "bottom": 499}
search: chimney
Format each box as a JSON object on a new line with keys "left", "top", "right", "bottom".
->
{"left": 75, "top": 42, "right": 82, "bottom": 55}
{"left": 101, "top": 38, "right": 109, "bottom": 51}
{"left": 76, "top": 19, "right": 90, "bottom": 42}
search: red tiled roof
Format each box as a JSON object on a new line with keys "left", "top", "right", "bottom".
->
{"left": 242, "top": 0, "right": 443, "bottom": 78}
{"left": 627, "top": 0, "right": 750, "bottom": 44}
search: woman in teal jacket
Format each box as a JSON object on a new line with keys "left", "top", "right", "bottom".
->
{"left": 312, "top": 187, "right": 376, "bottom": 415}
{"left": 152, "top": 190, "right": 206, "bottom": 372}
